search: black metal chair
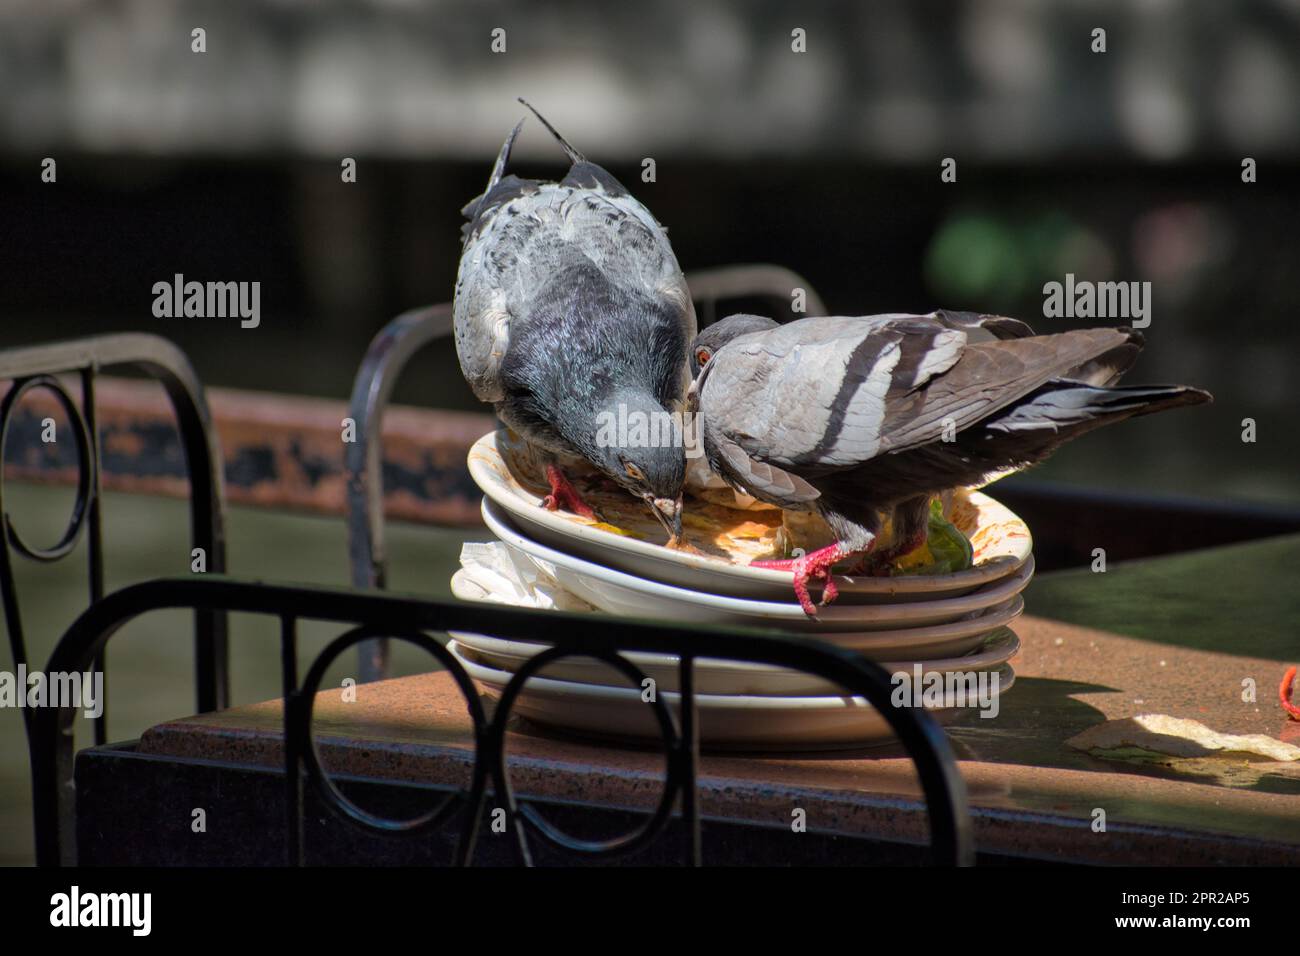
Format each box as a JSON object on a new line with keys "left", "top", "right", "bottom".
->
{"left": 31, "top": 576, "right": 974, "bottom": 866}
{"left": 0, "top": 334, "right": 230, "bottom": 743}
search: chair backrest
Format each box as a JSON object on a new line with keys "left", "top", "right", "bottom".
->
{"left": 0, "top": 333, "right": 230, "bottom": 745}
{"left": 31, "top": 576, "right": 974, "bottom": 866}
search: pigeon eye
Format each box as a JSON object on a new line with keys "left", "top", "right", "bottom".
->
{"left": 696, "top": 348, "right": 712, "bottom": 367}
{"left": 623, "top": 462, "right": 645, "bottom": 481}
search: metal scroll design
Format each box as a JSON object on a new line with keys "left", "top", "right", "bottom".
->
{"left": 0, "top": 334, "right": 230, "bottom": 747}
{"left": 31, "top": 577, "right": 974, "bottom": 867}
{"left": 344, "top": 265, "right": 828, "bottom": 682}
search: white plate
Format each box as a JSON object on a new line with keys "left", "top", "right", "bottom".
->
{"left": 451, "top": 567, "right": 1024, "bottom": 657}
{"left": 448, "top": 627, "right": 1020, "bottom": 697}
{"left": 480, "top": 496, "right": 1034, "bottom": 633}
{"left": 450, "top": 645, "right": 1016, "bottom": 751}
{"left": 468, "top": 429, "right": 1033, "bottom": 603}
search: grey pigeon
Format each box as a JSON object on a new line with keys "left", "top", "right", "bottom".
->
{"left": 688, "top": 311, "right": 1211, "bottom": 614}
{"left": 454, "top": 100, "right": 696, "bottom": 538}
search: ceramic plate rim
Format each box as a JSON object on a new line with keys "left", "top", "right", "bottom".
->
{"left": 451, "top": 566, "right": 1025, "bottom": 648}
{"left": 451, "top": 643, "right": 1017, "bottom": 711}
{"left": 449, "top": 631, "right": 1021, "bottom": 687}
{"left": 469, "top": 430, "right": 1032, "bottom": 593}
{"left": 481, "top": 495, "right": 1034, "bottom": 623}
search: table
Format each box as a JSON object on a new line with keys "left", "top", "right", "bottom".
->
{"left": 75, "top": 534, "right": 1300, "bottom": 865}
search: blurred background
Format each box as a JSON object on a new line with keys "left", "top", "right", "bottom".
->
{"left": 3, "top": 0, "right": 1298, "bottom": 499}
{"left": 1, "top": 0, "right": 1299, "bottom": 861}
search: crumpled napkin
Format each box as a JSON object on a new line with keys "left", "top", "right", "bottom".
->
{"left": 458, "top": 541, "right": 595, "bottom": 612}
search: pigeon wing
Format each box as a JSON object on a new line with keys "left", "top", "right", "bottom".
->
{"left": 707, "top": 424, "right": 821, "bottom": 505}
{"left": 877, "top": 327, "right": 1144, "bottom": 453}
{"left": 930, "top": 309, "right": 1036, "bottom": 341}
{"left": 701, "top": 315, "right": 967, "bottom": 475}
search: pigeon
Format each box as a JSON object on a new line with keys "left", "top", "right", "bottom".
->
{"left": 454, "top": 100, "right": 696, "bottom": 539}
{"left": 688, "top": 311, "right": 1211, "bottom": 614}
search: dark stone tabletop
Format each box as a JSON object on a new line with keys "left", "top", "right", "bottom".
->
{"left": 134, "top": 534, "right": 1300, "bottom": 865}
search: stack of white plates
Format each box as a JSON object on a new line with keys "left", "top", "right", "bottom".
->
{"left": 452, "top": 431, "right": 1031, "bottom": 751}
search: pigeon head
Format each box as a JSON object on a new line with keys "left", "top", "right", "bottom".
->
{"left": 584, "top": 387, "right": 687, "bottom": 538}
{"left": 690, "top": 313, "right": 780, "bottom": 375}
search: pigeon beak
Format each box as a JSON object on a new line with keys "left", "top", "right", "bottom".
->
{"left": 646, "top": 494, "right": 682, "bottom": 540}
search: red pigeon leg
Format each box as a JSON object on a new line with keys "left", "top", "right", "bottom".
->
{"left": 754, "top": 542, "right": 861, "bottom": 616}
{"left": 541, "top": 463, "right": 600, "bottom": 519}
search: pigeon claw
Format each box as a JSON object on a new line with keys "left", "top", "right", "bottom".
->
{"left": 792, "top": 570, "right": 819, "bottom": 617}
{"left": 542, "top": 463, "right": 600, "bottom": 520}
{"left": 771, "top": 543, "right": 854, "bottom": 617}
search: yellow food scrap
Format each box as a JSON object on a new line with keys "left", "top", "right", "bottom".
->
{"left": 589, "top": 521, "right": 640, "bottom": 538}
{"left": 893, "top": 542, "right": 937, "bottom": 571}
{"left": 725, "top": 520, "right": 773, "bottom": 540}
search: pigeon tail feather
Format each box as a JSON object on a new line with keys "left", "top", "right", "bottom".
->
{"left": 487, "top": 118, "right": 525, "bottom": 194}
{"left": 517, "top": 97, "right": 585, "bottom": 165}
{"left": 459, "top": 119, "right": 527, "bottom": 227}
{"left": 968, "top": 384, "right": 1211, "bottom": 482}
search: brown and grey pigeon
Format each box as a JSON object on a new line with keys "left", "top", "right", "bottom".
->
{"left": 454, "top": 100, "right": 696, "bottom": 538}
{"left": 688, "top": 311, "right": 1211, "bottom": 614}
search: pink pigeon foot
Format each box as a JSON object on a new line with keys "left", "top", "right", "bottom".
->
{"left": 754, "top": 542, "right": 859, "bottom": 616}
{"left": 541, "top": 463, "right": 600, "bottom": 520}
